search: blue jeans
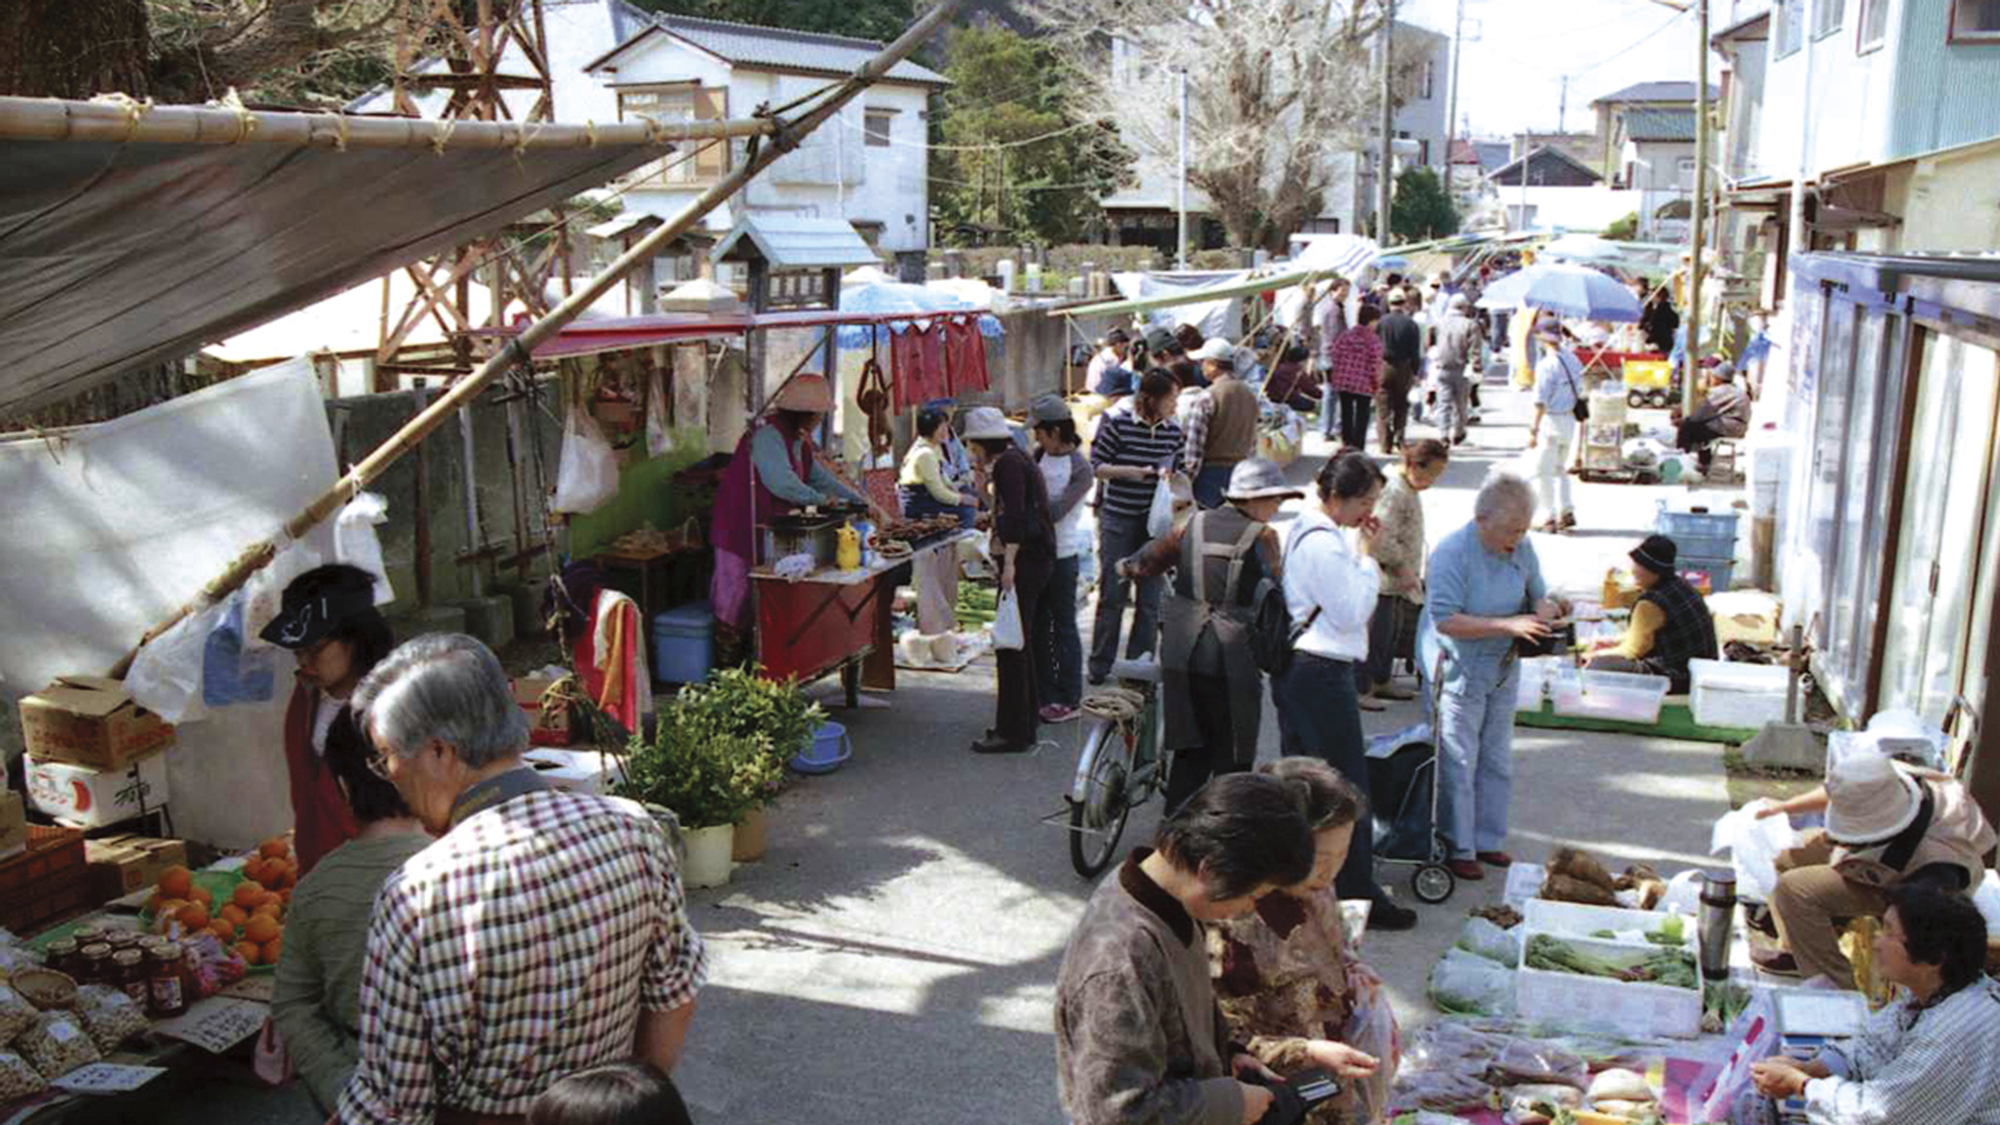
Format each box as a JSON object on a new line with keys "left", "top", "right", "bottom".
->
{"left": 1274, "top": 653, "right": 1385, "bottom": 902}
{"left": 1090, "top": 510, "right": 1162, "bottom": 678}
{"left": 1436, "top": 667, "right": 1519, "bottom": 860}
{"left": 1035, "top": 554, "right": 1084, "bottom": 709}
{"left": 1193, "top": 463, "right": 1233, "bottom": 509}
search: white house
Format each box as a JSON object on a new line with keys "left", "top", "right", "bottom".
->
{"left": 1614, "top": 107, "right": 1698, "bottom": 241}
{"left": 353, "top": 0, "right": 946, "bottom": 272}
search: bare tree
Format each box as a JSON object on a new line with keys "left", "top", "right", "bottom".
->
{"left": 1024, "top": 0, "right": 1426, "bottom": 250}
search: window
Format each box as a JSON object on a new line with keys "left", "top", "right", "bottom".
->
{"left": 1419, "top": 139, "right": 1430, "bottom": 165}
{"left": 1677, "top": 156, "right": 1697, "bottom": 180}
{"left": 1421, "top": 59, "right": 1435, "bottom": 100}
{"left": 618, "top": 84, "right": 730, "bottom": 183}
{"left": 1951, "top": 0, "right": 2000, "bottom": 39}
{"left": 1814, "top": 0, "right": 1845, "bottom": 37}
{"left": 864, "top": 110, "right": 894, "bottom": 147}
{"left": 1858, "top": 0, "right": 1890, "bottom": 50}
{"left": 1779, "top": 0, "right": 1807, "bottom": 53}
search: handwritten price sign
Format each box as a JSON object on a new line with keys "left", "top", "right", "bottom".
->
{"left": 52, "top": 1063, "right": 167, "bottom": 1094}
{"left": 153, "top": 997, "right": 267, "bottom": 1054}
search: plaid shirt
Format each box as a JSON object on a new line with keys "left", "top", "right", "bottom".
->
{"left": 1325, "top": 326, "right": 1383, "bottom": 396}
{"left": 1179, "top": 387, "right": 1214, "bottom": 477}
{"left": 336, "top": 788, "right": 707, "bottom": 1124}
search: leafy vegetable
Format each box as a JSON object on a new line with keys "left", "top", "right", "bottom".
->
{"left": 1524, "top": 935, "right": 1697, "bottom": 990}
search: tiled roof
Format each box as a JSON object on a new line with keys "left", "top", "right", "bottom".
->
{"left": 1622, "top": 107, "right": 1697, "bottom": 143}
{"left": 618, "top": 11, "right": 949, "bottom": 87}
{"left": 1488, "top": 146, "right": 1604, "bottom": 186}
{"left": 1590, "top": 80, "right": 1718, "bottom": 106}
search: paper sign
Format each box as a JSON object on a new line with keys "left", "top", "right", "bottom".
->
{"left": 52, "top": 1063, "right": 167, "bottom": 1094}
{"left": 152, "top": 996, "right": 267, "bottom": 1053}
{"left": 219, "top": 974, "right": 275, "bottom": 1003}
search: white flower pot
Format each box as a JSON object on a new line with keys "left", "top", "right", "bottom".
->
{"left": 681, "top": 823, "right": 735, "bottom": 889}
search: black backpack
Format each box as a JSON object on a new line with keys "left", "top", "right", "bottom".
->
{"left": 1247, "top": 526, "right": 1328, "bottom": 677}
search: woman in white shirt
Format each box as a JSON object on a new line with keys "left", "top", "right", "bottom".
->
{"left": 1272, "top": 450, "right": 1416, "bottom": 932}
{"left": 1030, "top": 395, "right": 1094, "bottom": 723}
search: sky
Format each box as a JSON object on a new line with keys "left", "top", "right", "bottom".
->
{"left": 1395, "top": 0, "right": 1715, "bottom": 138}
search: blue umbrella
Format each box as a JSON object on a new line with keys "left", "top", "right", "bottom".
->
{"left": 1475, "top": 262, "right": 1643, "bottom": 322}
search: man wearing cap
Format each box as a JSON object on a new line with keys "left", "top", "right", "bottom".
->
{"left": 1673, "top": 362, "right": 1751, "bottom": 473}
{"left": 1179, "top": 338, "right": 1264, "bottom": 509}
{"left": 1375, "top": 290, "right": 1422, "bottom": 453}
{"left": 1117, "top": 460, "right": 1295, "bottom": 811}
{"left": 709, "top": 374, "right": 884, "bottom": 648}
{"left": 1751, "top": 747, "right": 1996, "bottom": 983}
{"left": 1582, "top": 535, "right": 1718, "bottom": 692}
{"left": 1433, "top": 293, "right": 1483, "bottom": 446}
{"left": 1526, "top": 320, "right": 1584, "bottom": 533}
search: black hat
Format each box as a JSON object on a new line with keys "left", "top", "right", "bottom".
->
{"left": 1144, "top": 326, "right": 1180, "bottom": 356}
{"left": 260, "top": 564, "right": 379, "bottom": 651}
{"left": 1630, "top": 534, "right": 1678, "bottom": 576}
{"left": 1106, "top": 328, "right": 1131, "bottom": 345}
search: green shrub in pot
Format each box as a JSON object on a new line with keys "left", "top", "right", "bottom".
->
{"left": 617, "top": 720, "right": 774, "bottom": 830}
{"left": 668, "top": 667, "right": 825, "bottom": 769}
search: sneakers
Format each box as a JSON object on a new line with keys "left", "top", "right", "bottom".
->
{"left": 1039, "top": 704, "right": 1079, "bottom": 724}
{"left": 1370, "top": 898, "right": 1419, "bottom": 931}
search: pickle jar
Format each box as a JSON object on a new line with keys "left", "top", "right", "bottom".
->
{"left": 77, "top": 943, "right": 113, "bottom": 986}
{"left": 111, "top": 949, "right": 149, "bottom": 1007}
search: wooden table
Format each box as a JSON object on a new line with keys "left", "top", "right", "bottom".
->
{"left": 752, "top": 531, "right": 975, "bottom": 706}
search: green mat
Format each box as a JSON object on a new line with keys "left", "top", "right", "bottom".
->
{"left": 1514, "top": 701, "right": 1759, "bottom": 745}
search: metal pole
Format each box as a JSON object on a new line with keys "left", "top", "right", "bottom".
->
{"left": 1686, "top": 0, "right": 1711, "bottom": 415}
{"left": 1786, "top": 0, "right": 1818, "bottom": 302}
{"left": 1176, "top": 69, "right": 1190, "bottom": 269}
{"left": 1377, "top": 0, "right": 1397, "bottom": 246}
{"left": 1519, "top": 130, "right": 1531, "bottom": 231}
{"left": 459, "top": 407, "right": 484, "bottom": 599}
{"left": 1444, "top": 0, "right": 1465, "bottom": 211}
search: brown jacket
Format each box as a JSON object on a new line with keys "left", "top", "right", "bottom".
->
{"left": 1204, "top": 376, "right": 1260, "bottom": 469}
{"left": 1056, "top": 851, "right": 1244, "bottom": 1125}
{"left": 1832, "top": 770, "right": 1997, "bottom": 892}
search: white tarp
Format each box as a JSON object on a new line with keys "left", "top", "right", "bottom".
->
{"left": 1109, "top": 270, "right": 1246, "bottom": 340}
{"left": 0, "top": 359, "right": 340, "bottom": 847}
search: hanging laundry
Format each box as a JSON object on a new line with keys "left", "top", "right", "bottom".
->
{"left": 892, "top": 323, "right": 948, "bottom": 411}
{"left": 943, "top": 317, "right": 991, "bottom": 396}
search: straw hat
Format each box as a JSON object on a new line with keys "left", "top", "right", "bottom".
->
{"left": 1224, "top": 459, "right": 1304, "bottom": 502}
{"left": 960, "top": 406, "right": 1013, "bottom": 442}
{"left": 1825, "top": 748, "right": 1924, "bottom": 845}
{"left": 771, "top": 374, "right": 833, "bottom": 414}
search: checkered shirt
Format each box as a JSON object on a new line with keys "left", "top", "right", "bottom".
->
{"left": 335, "top": 788, "right": 708, "bottom": 1124}
{"left": 1324, "top": 326, "right": 1383, "bottom": 397}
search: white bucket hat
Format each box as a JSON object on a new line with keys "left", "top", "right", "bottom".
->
{"left": 1224, "top": 459, "right": 1304, "bottom": 502}
{"left": 960, "top": 406, "right": 1013, "bottom": 442}
{"left": 1824, "top": 747, "right": 1923, "bottom": 845}
{"left": 1190, "top": 337, "right": 1236, "bottom": 364}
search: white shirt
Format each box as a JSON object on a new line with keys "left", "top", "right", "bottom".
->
{"left": 311, "top": 694, "right": 343, "bottom": 757}
{"left": 1282, "top": 506, "right": 1381, "bottom": 662}
{"left": 1086, "top": 347, "right": 1121, "bottom": 390}
{"left": 1039, "top": 452, "right": 1088, "bottom": 559}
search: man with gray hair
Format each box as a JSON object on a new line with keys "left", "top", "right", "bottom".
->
{"left": 1417, "top": 472, "right": 1566, "bottom": 883}
{"left": 1433, "top": 293, "right": 1483, "bottom": 447}
{"left": 337, "top": 634, "right": 706, "bottom": 1125}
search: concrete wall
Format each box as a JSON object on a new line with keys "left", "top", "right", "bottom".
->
{"left": 1879, "top": 139, "right": 2000, "bottom": 253}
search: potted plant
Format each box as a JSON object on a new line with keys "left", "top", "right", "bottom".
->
{"left": 617, "top": 718, "right": 769, "bottom": 888}
{"left": 665, "top": 668, "right": 824, "bottom": 860}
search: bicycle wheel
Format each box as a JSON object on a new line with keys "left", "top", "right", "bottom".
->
{"left": 1069, "top": 719, "right": 1134, "bottom": 878}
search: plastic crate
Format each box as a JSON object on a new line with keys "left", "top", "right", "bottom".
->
{"left": 1522, "top": 899, "right": 1697, "bottom": 949}
{"left": 1679, "top": 555, "right": 1736, "bottom": 594}
{"left": 1515, "top": 928, "right": 1703, "bottom": 1038}
{"left": 1688, "top": 659, "right": 1792, "bottom": 729}
{"left": 0, "top": 825, "right": 88, "bottom": 935}
{"left": 1551, "top": 669, "right": 1670, "bottom": 724}
{"left": 1655, "top": 502, "right": 1740, "bottom": 540}
{"left": 1514, "top": 656, "right": 1564, "bottom": 712}
{"left": 1664, "top": 530, "right": 1737, "bottom": 561}
{"left": 653, "top": 601, "right": 715, "bottom": 686}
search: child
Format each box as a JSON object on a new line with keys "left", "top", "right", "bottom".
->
{"left": 528, "top": 1062, "right": 692, "bottom": 1125}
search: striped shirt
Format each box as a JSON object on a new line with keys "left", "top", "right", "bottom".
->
{"left": 336, "top": 787, "right": 707, "bottom": 1124}
{"left": 1806, "top": 976, "right": 2000, "bottom": 1124}
{"left": 1090, "top": 411, "right": 1184, "bottom": 520}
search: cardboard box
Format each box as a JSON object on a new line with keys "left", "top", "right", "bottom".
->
{"left": 19, "top": 676, "right": 175, "bottom": 770}
{"left": 86, "top": 834, "right": 188, "bottom": 895}
{"left": 0, "top": 793, "right": 25, "bottom": 863}
{"left": 514, "top": 677, "right": 571, "bottom": 738}
{"left": 26, "top": 751, "right": 170, "bottom": 830}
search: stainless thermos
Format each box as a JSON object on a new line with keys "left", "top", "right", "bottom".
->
{"left": 1699, "top": 869, "right": 1737, "bottom": 979}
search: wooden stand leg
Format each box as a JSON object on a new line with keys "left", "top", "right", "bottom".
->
{"left": 862, "top": 573, "right": 897, "bottom": 692}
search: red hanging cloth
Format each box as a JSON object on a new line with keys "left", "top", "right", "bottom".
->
{"left": 943, "top": 316, "right": 990, "bottom": 396}
{"left": 893, "top": 323, "right": 948, "bottom": 410}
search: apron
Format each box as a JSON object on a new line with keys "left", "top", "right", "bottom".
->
{"left": 1161, "top": 507, "right": 1268, "bottom": 765}
{"left": 709, "top": 416, "right": 815, "bottom": 630}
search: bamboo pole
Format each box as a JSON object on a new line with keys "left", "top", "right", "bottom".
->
{"left": 106, "top": 0, "right": 964, "bottom": 678}
{"left": 0, "top": 96, "right": 777, "bottom": 149}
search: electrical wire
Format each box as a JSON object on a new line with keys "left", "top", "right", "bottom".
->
{"left": 1564, "top": 8, "right": 1690, "bottom": 77}
{"left": 833, "top": 113, "right": 1105, "bottom": 151}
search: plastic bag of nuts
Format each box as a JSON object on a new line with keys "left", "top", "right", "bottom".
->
{"left": 0, "top": 986, "right": 36, "bottom": 1043}
{"left": 15, "top": 1010, "right": 101, "bottom": 1081}
{"left": 0, "top": 1049, "right": 46, "bottom": 1100}
{"left": 73, "top": 986, "right": 148, "bottom": 1054}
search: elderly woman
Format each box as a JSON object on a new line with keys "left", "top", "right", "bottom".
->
{"left": 1418, "top": 471, "right": 1565, "bottom": 883}
{"left": 966, "top": 407, "right": 1057, "bottom": 755}
{"left": 1357, "top": 438, "right": 1450, "bottom": 710}
{"left": 1751, "top": 885, "right": 2000, "bottom": 1123}
{"left": 1274, "top": 451, "right": 1416, "bottom": 932}
{"left": 1210, "top": 758, "right": 1392, "bottom": 1125}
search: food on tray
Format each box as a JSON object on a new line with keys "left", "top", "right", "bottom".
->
{"left": 1585, "top": 1068, "right": 1653, "bottom": 1106}
{"left": 16, "top": 1011, "right": 100, "bottom": 1080}
{"left": 1524, "top": 935, "right": 1698, "bottom": 990}
{"left": 1472, "top": 904, "right": 1524, "bottom": 929}
{"left": 151, "top": 843, "right": 289, "bottom": 965}
{"left": 0, "top": 1050, "right": 45, "bottom": 1100}
{"left": 73, "top": 985, "right": 147, "bottom": 1053}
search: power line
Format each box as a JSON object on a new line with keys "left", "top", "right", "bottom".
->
{"left": 1564, "top": 8, "right": 1688, "bottom": 77}
{"left": 833, "top": 113, "right": 1102, "bottom": 152}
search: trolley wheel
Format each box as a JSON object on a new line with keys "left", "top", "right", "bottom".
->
{"left": 1648, "top": 390, "right": 1672, "bottom": 409}
{"left": 1069, "top": 722, "right": 1134, "bottom": 878}
{"left": 1411, "top": 863, "right": 1457, "bottom": 904}
{"left": 1627, "top": 390, "right": 1647, "bottom": 409}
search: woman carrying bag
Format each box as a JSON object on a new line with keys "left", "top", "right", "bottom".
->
{"left": 966, "top": 407, "right": 1057, "bottom": 755}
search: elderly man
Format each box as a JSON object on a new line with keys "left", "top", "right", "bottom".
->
{"left": 1180, "top": 339, "right": 1262, "bottom": 509}
{"left": 1375, "top": 290, "right": 1422, "bottom": 453}
{"left": 1674, "top": 361, "right": 1751, "bottom": 472}
{"left": 1418, "top": 472, "right": 1564, "bottom": 882}
{"left": 339, "top": 634, "right": 706, "bottom": 1125}
{"left": 1433, "top": 293, "right": 1483, "bottom": 446}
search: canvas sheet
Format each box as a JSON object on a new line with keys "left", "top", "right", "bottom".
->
{"left": 1109, "top": 271, "right": 1245, "bottom": 340}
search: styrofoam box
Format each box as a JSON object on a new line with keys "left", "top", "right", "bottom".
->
{"left": 524, "top": 748, "right": 625, "bottom": 796}
{"left": 1515, "top": 928, "right": 1703, "bottom": 1038}
{"left": 1551, "top": 669, "right": 1671, "bottom": 724}
{"left": 1688, "top": 659, "right": 1792, "bottom": 729}
{"left": 1503, "top": 863, "right": 1548, "bottom": 908}
{"left": 1522, "top": 899, "right": 1697, "bottom": 949}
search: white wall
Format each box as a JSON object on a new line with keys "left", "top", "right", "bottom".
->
{"left": 1756, "top": 0, "right": 1898, "bottom": 182}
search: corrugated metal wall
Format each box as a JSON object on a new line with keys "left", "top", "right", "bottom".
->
{"left": 1890, "top": 0, "right": 2000, "bottom": 159}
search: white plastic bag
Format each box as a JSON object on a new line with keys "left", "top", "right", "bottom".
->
{"left": 552, "top": 409, "right": 619, "bottom": 515}
{"left": 1427, "top": 947, "right": 1516, "bottom": 1018}
{"left": 992, "top": 588, "right": 1025, "bottom": 651}
{"left": 334, "top": 491, "right": 395, "bottom": 605}
{"left": 1146, "top": 472, "right": 1175, "bottom": 538}
{"left": 645, "top": 366, "right": 674, "bottom": 459}
{"left": 1709, "top": 798, "right": 1800, "bottom": 902}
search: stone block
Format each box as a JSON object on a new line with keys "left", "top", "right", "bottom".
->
{"left": 453, "top": 595, "right": 516, "bottom": 650}
{"left": 395, "top": 603, "right": 468, "bottom": 640}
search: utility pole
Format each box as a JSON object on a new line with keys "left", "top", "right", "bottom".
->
{"left": 1685, "top": 0, "right": 1711, "bottom": 415}
{"left": 1518, "top": 128, "right": 1531, "bottom": 231}
{"left": 1377, "top": 0, "right": 1396, "bottom": 245}
{"left": 1787, "top": 0, "right": 1818, "bottom": 306}
{"left": 1176, "top": 68, "right": 1190, "bottom": 269}
{"left": 1558, "top": 75, "right": 1569, "bottom": 135}
{"left": 1444, "top": 0, "right": 1466, "bottom": 214}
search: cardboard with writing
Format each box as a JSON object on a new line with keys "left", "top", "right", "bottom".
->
{"left": 26, "top": 751, "right": 169, "bottom": 830}
{"left": 18, "top": 677, "right": 175, "bottom": 770}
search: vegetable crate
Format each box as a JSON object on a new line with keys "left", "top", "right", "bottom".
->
{"left": 1522, "top": 900, "right": 1697, "bottom": 950}
{"left": 0, "top": 825, "right": 89, "bottom": 935}
{"left": 1515, "top": 929, "right": 1703, "bottom": 1038}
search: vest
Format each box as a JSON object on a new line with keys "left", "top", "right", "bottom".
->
{"left": 1161, "top": 506, "right": 1270, "bottom": 764}
{"left": 1203, "top": 376, "right": 1260, "bottom": 468}
{"left": 1637, "top": 575, "right": 1718, "bottom": 691}
{"left": 283, "top": 684, "right": 359, "bottom": 878}
{"left": 1835, "top": 773, "right": 1999, "bottom": 893}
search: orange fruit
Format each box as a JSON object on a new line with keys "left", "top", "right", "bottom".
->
{"left": 243, "top": 857, "right": 268, "bottom": 885}
{"left": 219, "top": 904, "right": 248, "bottom": 927}
{"left": 233, "top": 941, "right": 261, "bottom": 963}
{"left": 260, "top": 938, "right": 283, "bottom": 965}
{"left": 252, "top": 901, "right": 283, "bottom": 921}
{"left": 174, "top": 903, "right": 210, "bottom": 931}
{"left": 243, "top": 915, "right": 281, "bottom": 945}
{"left": 209, "top": 919, "right": 236, "bottom": 943}
{"left": 157, "top": 866, "right": 193, "bottom": 900}
{"left": 280, "top": 868, "right": 298, "bottom": 890}
{"left": 259, "top": 838, "right": 290, "bottom": 860}
{"left": 277, "top": 888, "right": 293, "bottom": 905}
{"left": 191, "top": 886, "right": 213, "bottom": 909}
{"left": 232, "top": 882, "right": 267, "bottom": 909}
{"left": 255, "top": 860, "right": 289, "bottom": 890}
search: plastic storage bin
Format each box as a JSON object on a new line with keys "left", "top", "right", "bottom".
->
{"left": 1688, "top": 659, "right": 1792, "bottom": 729}
{"left": 652, "top": 601, "right": 715, "bottom": 685}
{"left": 1515, "top": 928, "right": 1703, "bottom": 1038}
{"left": 1522, "top": 899, "right": 1697, "bottom": 949}
{"left": 1655, "top": 501, "right": 1740, "bottom": 540}
{"left": 1514, "top": 656, "right": 1564, "bottom": 712}
{"left": 1551, "top": 669, "right": 1670, "bottom": 724}
{"left": 1679, "top": 556, "right": 1735, "bottom": 594}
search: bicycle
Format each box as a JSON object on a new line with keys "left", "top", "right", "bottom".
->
{"left": 1062, "top": 656, "right": 1166, "bottom": 877}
